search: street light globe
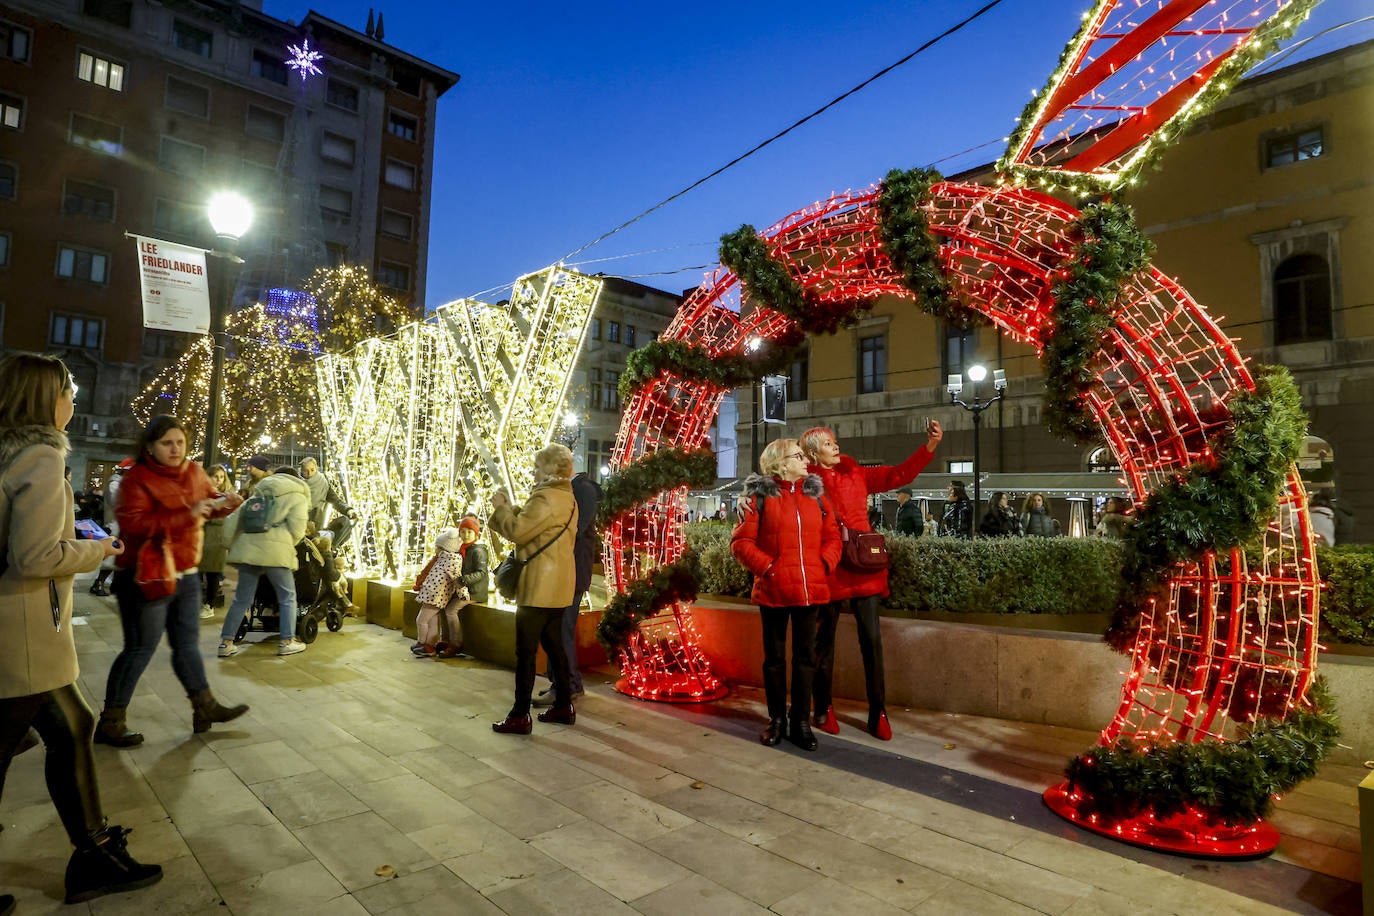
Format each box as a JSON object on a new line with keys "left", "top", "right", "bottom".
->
{"left": 562, "top": 411, "right": 579, "bottom": 428}
{"left": 967, "top": 364, "right": 988, "bottom": 383}
{"left": 746, "top": 337, "right": 762, "bottom": 353}
{"left": 207, "top": 191, "right": 254, "bottom": 240}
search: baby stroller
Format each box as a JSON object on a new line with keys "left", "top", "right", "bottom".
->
{"left": 233, "top": 540, "right": 350, "bottom": 644}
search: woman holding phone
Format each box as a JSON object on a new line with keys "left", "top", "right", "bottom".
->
{"left": 99, "top": 415, "right": 249, "bottom": 746}
{"left": 0, "top": 352, "right": 162, "bottom": 904}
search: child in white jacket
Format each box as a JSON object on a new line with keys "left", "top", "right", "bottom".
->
{"left": 412, "top": 528, "right": 470, "bottom": 658}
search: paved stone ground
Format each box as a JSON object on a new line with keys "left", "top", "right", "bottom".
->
{"left": 0, "top": 577, "right": 1363, "bottom": 915}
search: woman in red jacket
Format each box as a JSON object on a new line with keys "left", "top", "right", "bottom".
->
{"left": 801, "top": 420, "right": 942, "bottom": 740}
{"left": 731, "top": 439, "right": 841, "bottom": 751}
{"left": 98, "top": 416, "right": 248, "bottom": 746}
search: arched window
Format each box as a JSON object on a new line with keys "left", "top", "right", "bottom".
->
{"left": 1273, "top": 254, "right": 1332, "bottom": 345}
{"left": 1087, "top": 446, "right": 1120, "bottom": 474}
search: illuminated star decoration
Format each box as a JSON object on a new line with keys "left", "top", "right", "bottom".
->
{"left": 285, "top": 38, "right": 324, "bottom": 80}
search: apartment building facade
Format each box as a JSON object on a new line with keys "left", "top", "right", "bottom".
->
{"left": 0, "top": 0, "right": 457, "bottom": 486}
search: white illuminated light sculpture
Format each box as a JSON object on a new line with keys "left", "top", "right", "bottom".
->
{"left": 316, "top": 266, "right": 602, "bottom": 581}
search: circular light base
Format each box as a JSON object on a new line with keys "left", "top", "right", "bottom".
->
{"left": 1043, "top": 782, "right": 1279, "bottom": 858}
{"left": 615, "top": 676, "right": 728, "bottom": 704}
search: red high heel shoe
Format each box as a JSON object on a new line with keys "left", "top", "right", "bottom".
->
{"left": 869, "top": 710, "right": 892, "bottom": 741}
{"left": 813, "top": 705, "right": 840, "bottom": 735}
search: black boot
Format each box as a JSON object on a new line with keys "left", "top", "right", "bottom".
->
{"left": 64, "top": 825, "right": 163, "bottom": 904}
{"left": 189, "top": 689, "right": 249, "bottom": 734}
{"left": 759, "top": 717, "right": 785, "bottom": 747}
{"left": 1, "top": 893, "right": 14, "bottom": 916}
{"left": 94, "top": 707, "right": 144, "bottom": 748}
{"left": 788, "top": 719, "right": 818, "bottom": 752}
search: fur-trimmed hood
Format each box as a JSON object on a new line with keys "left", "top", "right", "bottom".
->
{"left": 0, "top": 426, "right": 68, "bottom": 478}
{"left": 741, "top": 473, "right": 824, "bottom": 499}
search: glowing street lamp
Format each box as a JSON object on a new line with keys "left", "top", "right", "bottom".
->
{"left": 947, "top": 364, "right": 1006, "bottom": 535}
{"left": 203, "top": 191, "right": 254, "bottom": 469}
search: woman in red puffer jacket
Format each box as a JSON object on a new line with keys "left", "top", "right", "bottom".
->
{"left": 731, "top": 438, "right": 840, "bottom": 752}
{"left": 801, "top": 420, "right": 942, "bottom": 740}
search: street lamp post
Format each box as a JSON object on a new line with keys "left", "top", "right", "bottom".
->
{"left": 203, "top": 191, "right": 254, "bottom": 469}
{"left": 947, "top": 365, "right": 1006, "bottom": 537}
{"left": 746, "top": 337, "right": 762, "bottom": 474}
{"left": 557, "top": 411, "right": 582, "bottom": 450}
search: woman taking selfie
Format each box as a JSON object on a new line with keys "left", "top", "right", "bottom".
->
{"left": 0, "top": 353, "right": 162, "bottom": 904}
{"left": 100, "top": 415, "right": 248, "bottom": 746}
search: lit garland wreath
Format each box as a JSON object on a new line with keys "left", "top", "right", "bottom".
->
{"left": 617, "top": 337, "right": 799, "bottom": 405}
{"left": 596, "top": 551, "right": 702, "bottom": 654}
{"left": 877, "top": 166, "right": 983, "bottom": 330}
{"left": 1042, "top": 202, "right": 1155, "bottom": 443}
{"left": 1064, "top": 678, "right": 1339, "bottom": 825}
{"left": 597, "top": 447, "right": 719, "bottom": 527}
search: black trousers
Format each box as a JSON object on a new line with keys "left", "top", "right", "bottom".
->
{"left": 813, "top": 594, "right": 886, "bottom": 717}
{"left": 759, "top": 604, "right": 818, "bottom": 722}
{"left": 512, "top": 605, "right": 571, "bottom": 716}
{"left": 0, "top": 683, "right": 105, "bottom": 847}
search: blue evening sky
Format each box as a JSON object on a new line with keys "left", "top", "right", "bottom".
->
{"left": 265, "top": 1, "right": 1373, "bottom": 307}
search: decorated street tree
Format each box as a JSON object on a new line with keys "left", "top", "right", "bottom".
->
{"left": 131, "top": 265, "right": 413, "bottom": 459}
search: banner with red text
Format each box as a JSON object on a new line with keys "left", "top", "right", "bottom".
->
{"left": 132, "top": 235, "right": 210, "bottom": 334}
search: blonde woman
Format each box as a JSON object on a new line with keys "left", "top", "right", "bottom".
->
{"left": 488, "top": 444, "right": 578, "bottom": 734}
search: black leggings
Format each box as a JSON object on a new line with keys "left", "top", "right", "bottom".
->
{"left": 0, "top": 684, "right": 105, "bottom": 847}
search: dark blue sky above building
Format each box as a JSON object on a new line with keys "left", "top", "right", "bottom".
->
{"left": 264, "top": 0, "right": 1373, "bottom": 308}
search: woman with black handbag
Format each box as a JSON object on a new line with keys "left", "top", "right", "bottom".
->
{"left": 801, "top": 420, "right": 942, "bottom": 740}
{"left": 488, "top": 443, "right": 578, "bottom": 735}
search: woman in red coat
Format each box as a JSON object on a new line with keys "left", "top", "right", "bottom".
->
{"left": 801, "top": 421, "right": 942, "bottom": 739}
{"left": 731, "top": 439, "right": 841, "bottom": 750}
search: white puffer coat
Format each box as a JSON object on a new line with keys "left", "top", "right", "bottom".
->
{"left": 224, "top": 472, "right": 310, "bottom": 570}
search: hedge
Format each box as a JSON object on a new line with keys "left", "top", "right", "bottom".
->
{"left": 683, "top": 523, "right": 1374, "bottom": 645}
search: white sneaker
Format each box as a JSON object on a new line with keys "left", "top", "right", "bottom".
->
{"left": 200, "top": 605, "right": 215, "bottom": 619}
{"left": 217, "top": 642, "right": 239, "bottom": 658}
{"left": 278, "top": 639, "right": 307, "bottom": 657}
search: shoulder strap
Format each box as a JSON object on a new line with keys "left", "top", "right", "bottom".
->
{"left": 522, "top": 506, "right": 575, "bottom": 564}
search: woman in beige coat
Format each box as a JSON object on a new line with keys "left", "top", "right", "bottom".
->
{"left": 0, "top": 353, "right": 162, "bottom": 905}
{"left": 488, "top": 443, "right": 578, "bottom": 734}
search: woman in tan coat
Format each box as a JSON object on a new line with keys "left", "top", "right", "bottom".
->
{"left": 488, "top": 443, "right": 578, "bottom": 734}
{"left": 0, "top": 353, "right": 162, "bottom": 905}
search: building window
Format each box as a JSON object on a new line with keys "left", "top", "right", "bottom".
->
{"left": 384, "top": 159, "right": 416, "bottom": 190}
{"left": 152, "top": 199, "right": 202, "bottom": 241}
{"left": 62, "top": 179, "right": 115, "bottom": 220}
{"left": 3, "top": 21, "right": 32, "bottom": 62}
{"left": 77, "top": 51, "right": 125, "bottom": 91}
{"left": 377, "top": 261, "right": 409, "bottom": 292}
{"left": 251, "top": 49, "right": 288, "bottom": 85}
{"left": 320, "top": 132, "right": 355, "bottom": 165}
{"left": 387, "top": 110, "right": 417, "bottom": 141}
{"left": 319, "top": 185, "right": 352, "bottom": 221}
{"left": 1273, "top": 254, "right": 1332, "bottom": 345}
{"left": 245, "top": 105, "right": 286, "bottom": 143}
{"left": 172, "top": 20, "right": 212, "bottom": 57}
{"left": 158, "top": 136, "right": 205, "bottom": 175}
{"left": 589, "top": 368, "right": 603, "bottom": 410}
{"left": 164, "top": 77, "right": 209, "bottom": 118}
{"left": 589, "top": 318, "right": 600, "bottom": 340}
{"left": 0, "top": 93, "right": 23, "bottom": 130}
{"left": 326, "top": 78, "right": 359, "bottom": 112}
{"left": 379, "top": 209, "right": 413, "bottom": 240}
{"left": 942, "top": 323, "right": 973, "bottom": 380}
{"left": 625, "top": 325, "right": 636, "bottom": 348}
{"left": 0, "top": 161, "right": 14, "bottom": 199}
{"left": 858, "top": 334, "right": 886, "bottom": 394}
{"left": 142, "top": 330, "right": 182, "bottom": 358}
{"left": 1265, "top": 126, "right": 1323, "bottom": 169}
{"left": 607, "top": 321, "right": 620, "bottom": 343}
{"left": 51, "top": 313, "right": 103, "bottom": 348}
{"left": 81, "top": 0, "right": 131, "bottom": 28}
{"left": 788, "top": 346, "right": 809, "bottom": 402}
{"left": 947, "top": 460, "right": 973, "bottom": 475}
{"left": 57, "top": 245, "right": 109, "bottom": 283}
{"left": 69, "top": 113, "right": 122, "bottom": 156}
{"left": 0, "top": 232, "right": 9, "bottom": 267}
{"left": 239, "top": 160, "right": 277, "bottom": 199}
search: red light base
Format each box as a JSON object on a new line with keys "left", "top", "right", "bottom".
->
{"left": 615, "top": 676, "right": 729, "bottom": 704}
{"left": 1043, "top": 782, "right": 1280, "bottom": 859}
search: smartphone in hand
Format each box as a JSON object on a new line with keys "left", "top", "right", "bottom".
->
{"left": 75, "top": 519, "right": 110, "bottom": 540}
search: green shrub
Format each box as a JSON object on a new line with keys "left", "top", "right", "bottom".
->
{"left": 1316, "top": 545, "right": 1374, "bottom": 645}
{"left": 686, "top": 522, "right": 751, "bottom": 597}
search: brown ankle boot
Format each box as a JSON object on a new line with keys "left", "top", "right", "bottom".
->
{"left": 189, "top": 689, "right": 248, "bottom": 734}
{"left": 94, "top": 707, "right": 144, "bottom": 748}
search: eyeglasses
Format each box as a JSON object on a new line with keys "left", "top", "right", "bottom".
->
{"left": 787, "top": 452, "right": 806, "bottom": 461}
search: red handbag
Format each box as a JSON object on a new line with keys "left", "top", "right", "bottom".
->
{"left": 840, "top": 523, "right": 891, "bottom": 573}
{"left": 135, "top": 533, "right": 176, "bottom": 600}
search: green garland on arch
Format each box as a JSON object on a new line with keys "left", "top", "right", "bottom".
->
{"left": 1042, "top": 200, "right": 1155, "bottom": 443}
{"left": 597, "top": 447, "right": 719, "bottom": 527}
{"left": 595, "top": 551, "right": 702, "bottom": 656}
{"left": 877, "top": 166, "right": 983, "bottom": 329}
{"left": 617, "top": 336, "right": 800, "bottom": 404}
{"left": 719, "top": 226, "right": 868, "bottom": 335}
{"left": 1063, "top": 677, "right": 1339, "bottom": 825}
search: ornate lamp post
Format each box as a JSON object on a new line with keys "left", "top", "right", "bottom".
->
{"left": 203, "top": 191, "right": 254, "bottom": 468}
{"left": 746, "top": 337, "right": 762, "bottom": 473}
{"left": 947, "top": 364, "right": 1006, "bottom": 536}
{"left": 557, "top": 410, "right": 582, "bottom": 449}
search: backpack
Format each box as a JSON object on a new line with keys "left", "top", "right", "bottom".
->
{"left": 239, "top": 491, "right": 274, "bottom": 533}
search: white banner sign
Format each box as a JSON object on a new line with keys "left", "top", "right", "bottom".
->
{"left": 133, "top": 235, "right": 210, "bottom": 334}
